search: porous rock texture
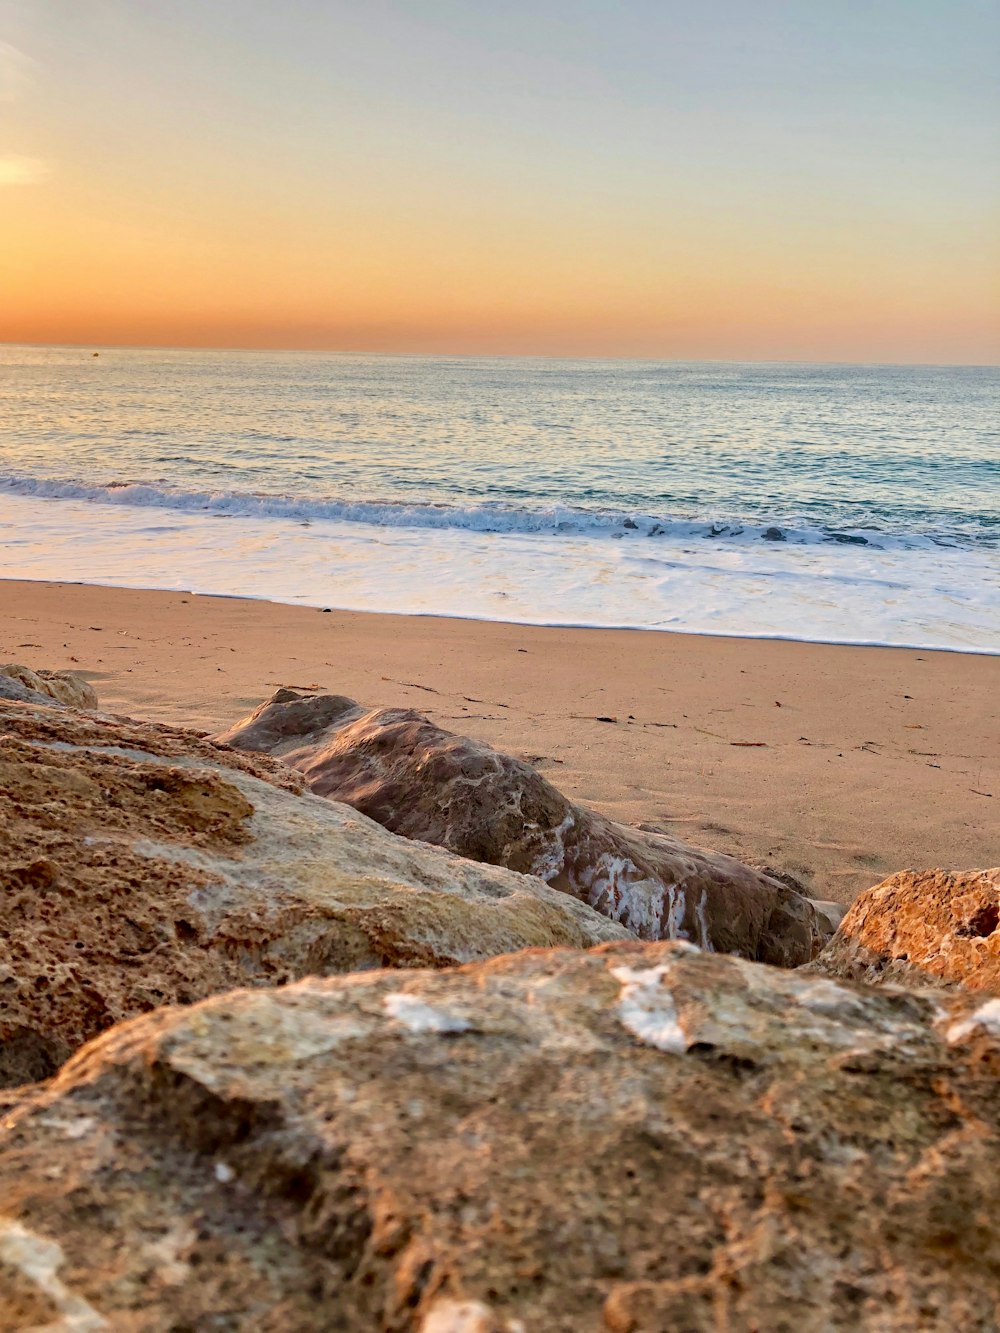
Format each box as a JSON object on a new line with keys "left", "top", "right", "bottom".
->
{"left": 0, "top": 699, "right": 627, "bottom": 1086}
{"left": 216, "top": 691, "right": 825, "bottom": 966}
{"left": 0, "top": 663, "right": 98, "bottom": 709}
{"left": 2, "top": 940, "right": 999, "bottom": 1331}
{"left": 810, "top": 867, "right": 1000, "bottom": 993}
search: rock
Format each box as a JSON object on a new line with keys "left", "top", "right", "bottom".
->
{"left": 809, "top": 868, "right": 1000, "bottom": 993}
{"left": 0, "top": 677, "right": 48, "bottom": 709}
{"left": 0, "top": 663, "right": 98, "bottom": 709}
{"left": 0, "top": 672, "right": 51, "bottom": 706}
{"left": 216, "top": 692, "right": 824, "bottom": 966}
{"left": 808, "top": 896, "right": 848, "bottom": 935}
{"left": 1, "top": 941, "right": 998, "bottom": 1330}
{"left": 0, "top": 699, "right": 627, "bottom": 1086}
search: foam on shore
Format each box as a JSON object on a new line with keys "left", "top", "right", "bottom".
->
{"left": 1, "top": 491, "right": 996, "bottom": 653}
{"left": 0, "top": 471, "right": 988, "bottom": 551}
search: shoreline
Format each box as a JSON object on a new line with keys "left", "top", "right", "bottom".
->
{"left": 7, "top": 574, "right": 1000, "bottom": 659}
{"left": 1, "top": 577, "right": 997, "bottom": 905}
{"left": 2, "top": 485, "right": 996, "bottom": 655}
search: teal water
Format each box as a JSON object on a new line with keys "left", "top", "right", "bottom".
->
{"left": 1, "top": 346, "right": 998, "bottom": 648}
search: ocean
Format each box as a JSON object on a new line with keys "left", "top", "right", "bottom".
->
{"left": 1, "top": 345, "right": 998, "bottom": 652}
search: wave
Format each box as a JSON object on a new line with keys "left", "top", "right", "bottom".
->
{"left": 0, "top": 471, "right": 979, "bottom": 551}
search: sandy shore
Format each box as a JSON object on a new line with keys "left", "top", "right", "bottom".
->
{"left": 2, "top": 578, "right": 996, "bottom": 904}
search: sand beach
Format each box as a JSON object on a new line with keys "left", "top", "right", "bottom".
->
{"left": 2, "top": 576, "right": 995, "bottom": 906}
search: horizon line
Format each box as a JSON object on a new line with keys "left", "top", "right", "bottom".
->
{"left": 3, "top": 339, "right": 998, "bottom": 371}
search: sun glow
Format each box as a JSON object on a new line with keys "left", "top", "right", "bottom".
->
{"left": 1, "top": 2, "right": 997, "bottom": 362}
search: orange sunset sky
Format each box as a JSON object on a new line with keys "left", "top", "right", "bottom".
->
{"left": 2, "top": 1, "right": 998, "bottom": 362}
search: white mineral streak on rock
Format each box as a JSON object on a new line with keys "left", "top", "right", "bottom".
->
{"left": 421, "top": 1298, "right": 524, "bottom": 1332}
{"left": 576, "top": 849, "right": 693, "bottom": 939}
{"left": 611, "top": 963, "right": 689, "bottom": 1054}
{"left": 695, "top": 888, "right": 714, "bottom": 951}
{"left": 793, "top": 978, "right": 865, "bottom": 1015}
{"left": 529, "top": 811, "right": 575, "bottom": 882}
{"left": 383, "top": 992, "right": 473, "bottom": 1035}
{"left": 665, "top": 882, "right": 688, "bottom": 938}
{"left": 946, "top": 997, "right": 1000, "bottom": 1045}
{"left": 0, "top": 1218, "right": 108, "bottom": 1331}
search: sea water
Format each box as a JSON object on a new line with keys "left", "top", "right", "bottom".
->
{"left": 1, "top": 345, "right": 997, "bottom": 651}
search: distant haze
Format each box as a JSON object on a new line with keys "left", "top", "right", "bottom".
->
{"left": 1, "top": 1, "right": 997, "bottom": 362}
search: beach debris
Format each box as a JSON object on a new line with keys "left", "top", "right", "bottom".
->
{"left": 381, "top": 675, "right": 440, "bottom": 693}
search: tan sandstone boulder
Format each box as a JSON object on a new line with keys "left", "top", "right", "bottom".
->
{"left": 2, "top": 940, "right": 999, "bottom": 1331}
{"left": 216, "top": 691, "right": 824, "bottom": 966}
{"left": 0, "top": 699, "right": 627, "bottom": 1086}
{"left": 0, "top": 663, "right": 98, "bottom": 710}
{"left": 810, "top": 867, "right": 1000, "bottom": 993}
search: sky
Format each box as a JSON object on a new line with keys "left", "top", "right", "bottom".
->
{"left": 1, "top": 0, "right": 998, "bottom": 362}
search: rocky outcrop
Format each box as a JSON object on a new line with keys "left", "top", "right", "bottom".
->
{"left": 216, "top": 691, "right": 824, "bottom": 966}
{"left": 810, "top": 867, "right": 1000, "bottom": 993}
{"left": 2, "top": 940, "right": 999, "bottom": 1331}
{"left": 0, "top": 663, "right": 98, "bottom": 709}
{"left": 0, "top": 699, "right": 627, "bottom": 1086}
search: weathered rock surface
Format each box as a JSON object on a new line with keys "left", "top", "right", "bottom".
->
{"left": 216, "top": 691, "right": 825, "bottom": 966}
{"left": 0, "top": 699, "right": 627, "bottom": 1086}
{"left": 2, "top": 940, "right": 999, "bottom": 1331}
{"left": 0, "top": 663, "right": 98, "bottom": 709}
{"left": 810, "top": 867, "right": 1000, "bottom": 993}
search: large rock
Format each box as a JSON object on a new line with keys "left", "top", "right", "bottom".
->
{"left": 2, "top": 941, "right": 999, "bottom": 1330}
{"left": 810, "top": 867, "right": 1000, "bottom": 993}
{"left": 0, "top": 699, "right": 627, "bottom": 1086}
{"left": 216, "top": 692, "right": 824, "bottom": 966}
{"left": 0, "top": 663, "right": 98, "bottom": 709}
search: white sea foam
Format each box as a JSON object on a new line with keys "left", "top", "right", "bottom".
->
{"left": 0, "top": 471, "right": 976, "bottom": 550}
{"left": 0, "top": 490, "right": 996, "bottom": 652}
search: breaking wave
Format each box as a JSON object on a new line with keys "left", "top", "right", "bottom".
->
{"left": 0, "top": 472, "right": 982, "bottom": 551}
